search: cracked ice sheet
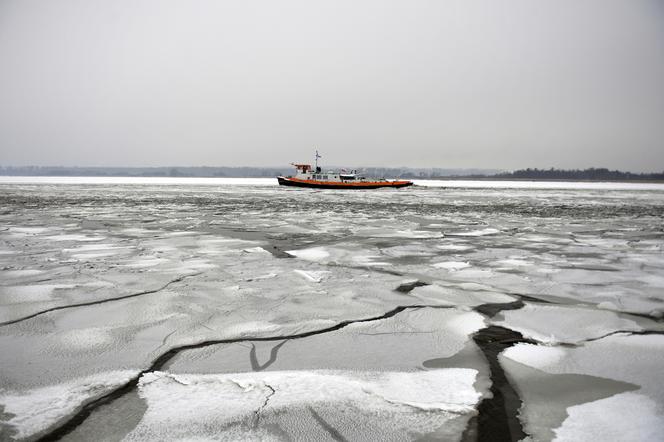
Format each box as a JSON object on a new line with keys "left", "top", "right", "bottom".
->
{"left": 0, "top": 260, "right": 407, "bottom": 386}
{"left": 125, "top": 369, "right": 481, "bottom": 441}
{"left": 167, "top": 308, "right": 486, "bottom": 373}
{"left": 501, "top": 334, "right": 664, "bottom": 442}
{"left": 491, "top": 303, "right": 656, "bottom": 344}
{"left": 1, "top": 180, "right": 664, "bottom": 439}
{"left": 286, "top": 236, "right": 664, "bottom": 316}
{"left": 408, "top": 284, "right": 516, "bottom": 308}
{"left": 0, "top": 227, "right": 271, "bottom": 323}
{"left": 0, "top": 370, "right": 137, "bottom": 439}
{"left": 0, "top": 270, "right": 197, "bottom": 324}
{"left": 0, "top": 252, "right": 412, "bottom": 435}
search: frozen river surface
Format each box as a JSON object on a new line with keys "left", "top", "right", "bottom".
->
{"left": 1, "top": 178, "right": 663, "bottom": 441}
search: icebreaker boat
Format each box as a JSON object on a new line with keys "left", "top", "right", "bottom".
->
{"left": 277, "top": 152, "right": 413, "bottom": 189}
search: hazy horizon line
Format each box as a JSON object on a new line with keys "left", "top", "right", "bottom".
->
{"left": 2, "top": 165, "right": 663, "bottom": 175}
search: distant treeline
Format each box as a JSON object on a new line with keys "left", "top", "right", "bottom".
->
{"left": 438, "top": 167, "right": 664, "bottom": 181}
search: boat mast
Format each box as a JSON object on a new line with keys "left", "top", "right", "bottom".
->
{"left": 315, "top": 150, "right": 322, "bottom": 171}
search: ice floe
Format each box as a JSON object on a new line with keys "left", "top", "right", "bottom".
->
{"left": 408, "top": 284, "right": 516, "bottom": 308}
{"left": 167, "top": 308, "right": 486, "bottom": 373}
{"left": 493, "top": 304, "right": 644, "bottom": 344}
{"left": 432, "top": 261, "right": 471, "bottom": 271}
{"left": 286, "top": 247, "right": 330, "bottom": 262}
{"left": 553, "top": 392, "right": 664, "bottom": 442}
{"left": 451, "top": 228, "right": 500, "bottom": 237}
{"left": 502, "top": 334, "right": 664, "bottom": 441}
{"left": 0, "top": 371, "right": 138, "bottom": 439}
{"left": 44, "top": 234, "right": 105, "bottom": 242}
{"left": 293, "top": 269, "right": 330, "bottom": 283}
{"left": 125, "top": 369, "right": 480, "bottom": 441}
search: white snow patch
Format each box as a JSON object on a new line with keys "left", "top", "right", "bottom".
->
{"left": 8, "top": 227, "right": 50, "bottom": 235}
{"left": 122, "top": 258, "right": 168, "bottom": 268}
{"left": 293, "top": 270, "right": 330, "bottom": 283}
{"left": 62, "top": 244, "right": 126, "bottom": 252}
{"left": 0, "top": 371, "right": 138, "bottom": 439}
{"left": 356, "top": 228, "right": 444, "bottom": 239}
{"left": 352, "top": 255, "right": 393, "bottom": 266}
{"left": 436, "top": 244, "right": 472, "bottom": 251}
{"left": 126, "top": 369, "right": 480, "bottom": 441}
{"left": 44, "top": 234, "right": 105, "bottom": 242}
{"left": 286, "top": 247, "right": 330, "bottom": 262}
{"left": 452, "top": 268, "right": 495, "bottom": 279}
{"left": 64, "top": 244, "right": 131, "bottom": 260}
{"left": 362, "top": 370, "right": 480, "bottom": 412}
{"left": 501, "top": 343, "right": 568, "bottom": 369}
{"left": 497, "top": 258, "right": 531, "bottom": 267}
{"left": 456, "top": 282, "right": 496, "bottom": 291}
{"left": 454, "top": 228, "right": 499, "bottom": 237}
{"left": 71, "top": 252, "right": 121, "bottom": 259}
{"left": 553, "top": 392, "right": 664, "bottom": 442}
{"left": 121, "top": 228, "right": 154, "bottom": 236}
{"left": 432, "top": 261, "right": 471, "bottom": 271}
{"left": 242, "top": 246, "right": 271, "bottom": 254}
{"left": 381, "top": 245, "right": 437, "bottom": 258}
{"left": 245, "top": 272, "right": 278, "bottom": 281}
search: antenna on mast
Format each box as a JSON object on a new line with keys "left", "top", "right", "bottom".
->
{"left": 315, "top": 149, "right": 322, "bottom": 170}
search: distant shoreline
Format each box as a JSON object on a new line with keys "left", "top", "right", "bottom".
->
{"left": 1, "top": 174, "right": 662, "bottom": 183}
{"left": 422, "top": 177, "right": 664, "bottom": 183}
{"left": 1, "top": 166, "right": 662, "bottom": 182}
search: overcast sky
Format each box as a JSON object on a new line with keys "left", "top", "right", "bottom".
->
{"left": 1, "top": 0, "right": 663, "bottom": 170}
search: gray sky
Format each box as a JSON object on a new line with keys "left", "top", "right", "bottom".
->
{"left": 1, "top": 0, "right": 663, "bottom": 171}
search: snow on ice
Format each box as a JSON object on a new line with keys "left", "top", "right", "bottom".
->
{"left": 1, "top": 178, "right": 663, "bottom": 440}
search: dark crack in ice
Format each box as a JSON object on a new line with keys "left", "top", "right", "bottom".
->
{"left": 34, "top": 304, "right": 452, "bottom": 441}
{"left": 462, "top": 325, "right": 536, "bottom": 442}
{"left": 252, "top": 383, "right": 276, "bottom": 427}
{"left": 0, "top": 273, "right": 201, "bottom": 327}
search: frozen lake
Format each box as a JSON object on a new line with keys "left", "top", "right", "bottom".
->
{"left": 1, "top": 178, "right": 663, "bottom": 441}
